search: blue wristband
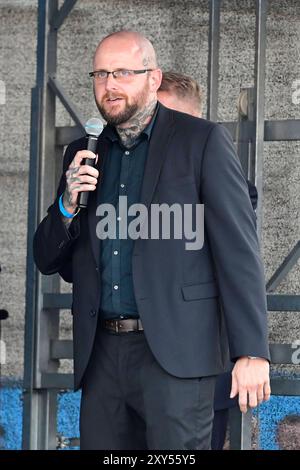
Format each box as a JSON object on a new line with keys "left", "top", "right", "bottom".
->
{"left": 59, "top": 194, "right": 76, "bottom": 218}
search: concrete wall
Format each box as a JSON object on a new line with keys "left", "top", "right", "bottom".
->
{"left": 0, "top": 0, "right": 299, "bottom": 448}
{"left": 0, "top": 0, "right": 37, "bottom": 377}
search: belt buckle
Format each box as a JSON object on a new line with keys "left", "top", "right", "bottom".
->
{"left": 114, "top": 320, "right": 119, "bottom": 333}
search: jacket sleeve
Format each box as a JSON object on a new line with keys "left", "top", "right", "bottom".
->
{"left": 200, "top": 123, "right": 270, "bottom": 362}
{"left": 33, "top": 143, "right": 81, "bottom": 282}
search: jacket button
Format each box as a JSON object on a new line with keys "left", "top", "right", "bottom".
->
{"left": 90, "top": 309, "right": 96, "bottom": 317}
{"left": 59, "top": 241, "right": 65, "bottom": 249}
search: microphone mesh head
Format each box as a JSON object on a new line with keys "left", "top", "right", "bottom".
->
{"left": 84, "top": 118, "right": 104, "bottom": 137}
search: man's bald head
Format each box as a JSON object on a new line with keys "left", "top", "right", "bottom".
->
{"left": 94, "top": 30, "right": 158, "bottom": 69}
{"left": 92, "top": 30, "right": 162, "bottom": 131}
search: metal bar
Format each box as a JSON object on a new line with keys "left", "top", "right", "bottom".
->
{"left": 23, "top": 87, "right": 42, "bottom": 393}
{"left": 43, "top": 293, "right": 72, "bottom": 309}
{"left": 207, "top": 0, "right": 221, "bottom": 121}
{"left": 51, "top": 340, "right": 73, "bottom": 359}
{"left": 270, "top": 378, "right": 300, "bottom": 396}
{"left": 266, "top": 241, "right": 300, "bottom": 292}
{"left": 22, "top": 390, "right": 57, "bottom": 450}
{"left": 253, "top": 0, "right": 268, "bottom": 237}
{"left": 48, "top": 75, "right": 85, "bottom": 130}
{"left": 236, "top": 88, "right": 254, "bottom": 178}
{"left": 56, "top": 126, "right": 85, "bottom": 146}
{"left": 40, "top": 373, "right": 74, "bottom": 390}
{"left": 229, "top": 408, "right": 252, "bottom": 450}
{"left": 269, "top": 343, "right": 299, "bottom": 364}
{"left": 267, "top": 294, "right": 300, "bottom": 312}
{"left": 221, "top": 120, "right": 300, "bottom": 142}
{"left": 56, "top": 116, "right": 299, "bottom": 146}
{"left": 38, "top": 391, "right": 57, "bottom": 449}
{"left": 23, "top": 0, "right": 61, "bottom": 450}
{"left": 22, "top": 0, "right": 49, "bottom": 449}
{"left": 265, "top": 119, "right": 300, "bottom": 141}
{"left": 50, "top": 119, "right": 300, "bottom": 146}
{"left": 50, "top": 0, "right": 78, "bottom": 31}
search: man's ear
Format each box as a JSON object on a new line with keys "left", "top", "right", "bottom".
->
{"left": 150, "top": 68, "right": 162, "bottom": 93}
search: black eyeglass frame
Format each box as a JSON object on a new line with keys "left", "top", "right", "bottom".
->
{"left": 89, "top": 69, "right": 154, "bottom": 79}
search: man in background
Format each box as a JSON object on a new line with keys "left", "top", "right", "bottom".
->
{"left": 158, "top": 71, "right": 258, "bottom": 449}
{"left": 158, "top": 71, "right": 258, "bottom": 211}
{"left": 157, "top": 71, "right": 202, "bottom": 118}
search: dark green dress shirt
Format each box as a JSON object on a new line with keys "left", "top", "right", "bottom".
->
{"left": 98, "top": 106, "right": 158, "bottom": 320}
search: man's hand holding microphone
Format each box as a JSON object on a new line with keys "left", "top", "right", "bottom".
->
{"left": 62, "top": 151, "right": 99, "bottom": 216}
{"left": 59, "top": 118, "right": 103, "bottom": 225}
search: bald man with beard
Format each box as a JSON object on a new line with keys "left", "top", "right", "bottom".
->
{"left": 34, "top": 31, "right": 270, "bottom": 450}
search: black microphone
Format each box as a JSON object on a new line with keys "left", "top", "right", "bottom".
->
{"left": 79, "top": 117, "right": 104, "bottom": 209}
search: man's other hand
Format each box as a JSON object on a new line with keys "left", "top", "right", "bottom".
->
{"left": 230, "top": 356, "right": 271, "bottom": 413}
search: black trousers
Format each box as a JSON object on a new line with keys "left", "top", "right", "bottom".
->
{"left": 211, "top": 409, "right": 229, "bottom": 450}
{"left": 80, "top": 323, "right": 216, "bottom": 450}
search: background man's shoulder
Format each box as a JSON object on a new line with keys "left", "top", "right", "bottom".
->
{"left": 171, "top": 109, "right": 218, "bottom": 136}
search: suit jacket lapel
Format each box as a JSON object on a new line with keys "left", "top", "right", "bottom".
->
{"left": 138, "top": 104, "right": 175, "bottom": 223}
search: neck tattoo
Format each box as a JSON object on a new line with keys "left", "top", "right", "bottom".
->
{"left": 116, "top": 100, "right": 157, "bottom": 148}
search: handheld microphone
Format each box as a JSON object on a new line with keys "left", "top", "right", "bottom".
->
{"left": 79, "top": 117, "right": 104, "bottom": 209}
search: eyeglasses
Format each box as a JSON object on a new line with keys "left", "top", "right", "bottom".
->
{"left": 89, "top": 69, "right": 154, "bottom": 82}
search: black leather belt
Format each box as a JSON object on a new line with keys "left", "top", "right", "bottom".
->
{"left": 101, "top": 318, "right": 144, "bottom": 333}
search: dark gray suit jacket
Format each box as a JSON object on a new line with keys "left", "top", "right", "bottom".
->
{"left": 33, "top": 104, "right": 270, "bottom": 390}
